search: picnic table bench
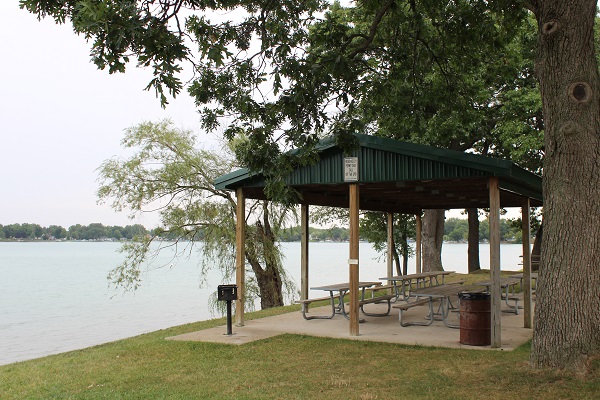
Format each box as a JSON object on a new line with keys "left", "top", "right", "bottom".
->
{"left": 363, "top": 284, "right": 395, "bottom": 297}
{"left": 298, "top": 281, "right": 388, "bottom": 320}
{"left": 295, "top": 295, "right": 337, "bottom": 320}
{"left": 295, "top": 292, "right": 395, "bottom": 320}
{"left": 473, "top": 278, "right": 522, "bottom": 314}
{"left": 393, "top": 298, "right": 434, "bottom": 327}
{"left": 358, "top": 294, "right": 395, "bottom": 317}
{"left": 394, "top": 282, "right": 484, "bottom": 328}
{"left": 509, "top": 272, "right": 538, "bottom": 294}
{"left": 379, "top": 271, "right": 454, "bottom": 301}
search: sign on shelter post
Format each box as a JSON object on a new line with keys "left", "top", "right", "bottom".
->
{"left": 344, "top": 157, "right": 359, "bottom": 182}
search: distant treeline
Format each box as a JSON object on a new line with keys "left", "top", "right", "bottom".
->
{"left": 443, "top": 218, "right": 526, "bottom": 243}
{"left": 279, "top": 217, "right": 526, "bottom": 243}
{"left": 278, "top": 226, "right": 350, "bottom": 242}
{"left": 0, "top": 223, "right": 149, "bottom": 241}
{"left": 1, "top": 217, "right": 527, "bottom": 243}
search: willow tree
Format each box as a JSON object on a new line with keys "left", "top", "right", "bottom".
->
{"left": 97, "top": 120, "right": 295, "bottom": 309}
{"left": 22, "top": 0, "right": 600, "bottom": 371}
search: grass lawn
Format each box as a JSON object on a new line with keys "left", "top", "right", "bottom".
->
{"left": 1, "top": 279, "right": 598, "bottom": 399}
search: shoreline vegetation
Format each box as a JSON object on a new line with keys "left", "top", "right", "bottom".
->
{"left": 1, "top": 304, "right": 598, "bottom": 399}
{"left": 0, "top": 217, "right": 527, "bottom": 244}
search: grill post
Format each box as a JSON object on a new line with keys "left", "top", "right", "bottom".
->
{"left": 217, "top": 284, "right": 238, "bottom": 335}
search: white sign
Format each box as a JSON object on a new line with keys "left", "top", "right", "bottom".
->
{"left": 344, "top": 157, "right": 359, "bottom": 182}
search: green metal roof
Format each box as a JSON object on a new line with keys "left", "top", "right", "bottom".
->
{"left": 215, "top": 134, "right": 542, "bottom": 212}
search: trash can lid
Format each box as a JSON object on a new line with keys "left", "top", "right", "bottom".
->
{"left": 458, "top": 292, "right": 490, "bottom": 301}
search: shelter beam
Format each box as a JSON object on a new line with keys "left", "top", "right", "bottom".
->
{"left": 416, "top": 213, "right": 422, "bottom": 274}
{"left": 489, "top": 177, "right": 501, "bottom": 347}
{"left": 387, "top": 213, "right": 394, "bottom": 281}
{"left": 301, "top": 204, "right": 309, "bottom": 301}
{"left": 235, "top": 188, "right": 245, "bottom": 326}
{"left": 521, "top": 199, "right": 533, "bottom": 328}
{"left": 349, "top": 184, "right": 360, "bottom": 336}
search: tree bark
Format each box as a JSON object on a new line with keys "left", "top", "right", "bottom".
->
{"left": 421, "top": 209, "right": 445, "bottom": 271}
{"left": 401, "top": 230, "right": 409, "bottom": 275}
{"left": 392, "top": 246, "right": 402, "bottom": 276}
{"left": 531, "top": 223, "right": 542, "bottom": 272}
{"left": 531, "top": 0, "right": 600, "bottom": 371}
{"left": 467, "top": 208, "right": 481, "bottom": 273}
{"left": 245, "top": 204, "right": 285, "bottom": 310}
{"left": 245, "top": 251, "right": 284, "bottom": 309}
{"left": 254, "top": 263, "right": 284, "bottom": 309}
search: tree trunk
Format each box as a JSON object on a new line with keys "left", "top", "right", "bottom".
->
{"left": 531, "top": 0, "right": 600, "bottom": 371}
{"left": 244, "top": 203, "right": 285, "bottom": 310}
{"left": 467, "top": 208, "right": 481, "bottom": 273}
{"left": 245, "top": 246, "right": 284, "bottom": 310}
{"left": 421, "top": 209, "right": 445, "bottom": 271}
{"left": 401, "top": 230, "right": 409, "bottom": 275}
{"left": 393, "top": 246, "right": 402, "bottom": 276}
{"left": 531, "top": 222, "right": 542, "bottom": 272}
{"left": 255, "top": 263, "right": 284, "bottom": 309}
{"left": 245, "top": 251, "right": 284, "bottom": 309}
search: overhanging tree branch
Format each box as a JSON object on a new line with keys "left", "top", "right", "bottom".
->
{"left": 347, "top": 0, "right": 395, "bottom": 59}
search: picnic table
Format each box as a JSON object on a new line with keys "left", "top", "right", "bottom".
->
{"left": 509, "top": 272, "right": 538, "bottom": 293}
{"left": 378, "top": 271, "right": 454, "bottom": 301}
{"left": 519, "top": 254, "right": 540, "bottom": 270}
{"left": 300, "top": 281, "right": 393, "bottom": 320}
{"left": 396, "top": 283, "right": 486, "bottom": 328}
{"left": 473, "top": 277, "right": 522, "bottom": 314}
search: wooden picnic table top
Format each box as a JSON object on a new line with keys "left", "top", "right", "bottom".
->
{"left": 310, "top": 281, "right": 382, "bottom": 292}
{"left": 379, "top": 271, "right": 454, "bottom": 281}
{"left": 473, "top": 277, "right": 521, "bottom": 288}
{"left": 509, "top": 272, "right": 539, "bottom": 279}
{"left": 409, "top": 283, "right": 486, "bottom": 298}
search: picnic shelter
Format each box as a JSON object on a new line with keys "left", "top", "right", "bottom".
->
{"left": 214, "top": 133, "right": 543, "bottom": 348}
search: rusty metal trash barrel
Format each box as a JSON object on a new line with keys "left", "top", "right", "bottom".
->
{"left": 458, "top": 292, "right": 491, "bottom": 346}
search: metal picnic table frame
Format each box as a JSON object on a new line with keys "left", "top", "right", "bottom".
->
{"left": 402, "top": 284, "right": 487, "bottom": 328}
{"left": 509, "top": 272, "right": 538, "bottom": 293}
{"left": 309, "top": 281, "right": 383, "bottom": 320}
{"left": 378, "top": 271, "right": 454, "bottom": 301}
{"left": 473, "top": 277, "right": 522, "bottom": 314}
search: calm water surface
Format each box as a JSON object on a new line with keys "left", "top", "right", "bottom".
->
{"left": 0, "top": 241, "right": 525, "bottom": 365}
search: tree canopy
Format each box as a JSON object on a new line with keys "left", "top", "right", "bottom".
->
{"left": 20, "top": 0, "right": 544, "bottom": 184}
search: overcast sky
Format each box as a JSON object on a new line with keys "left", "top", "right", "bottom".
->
{"left": 1, "top": 2, "right": 500, "bottom": 230}
{"left": 0, "top": 2, "right": 213, "bottom": 228}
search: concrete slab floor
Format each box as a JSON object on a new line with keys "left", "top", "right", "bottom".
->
{"left": 167, "top": 302, "right": 533, "bottom": 351}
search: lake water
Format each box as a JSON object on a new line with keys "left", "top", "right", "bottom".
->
{"left": 0, "top": 241, "right": 526, "bottom": 365}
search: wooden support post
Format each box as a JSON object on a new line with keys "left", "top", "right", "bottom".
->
{"left": 387, "top": 213, "right": 394, "bottom": 283}
{"left": 235, "top": 188, "right": 245, "bottom": 327}
{"left": 521, "top": 199, "right": 533, "bottom": 329}
{"left": 349, "top": 184, "right": 360, "bottom": 336}
{"left": 489, "top": 177, "right": 501, "bottom": 347}
{"left": 416, "top": 213, "right": 422, "bottom": 274}
{"left": 301, "top": 204, "right": 309, "bottom": 301}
